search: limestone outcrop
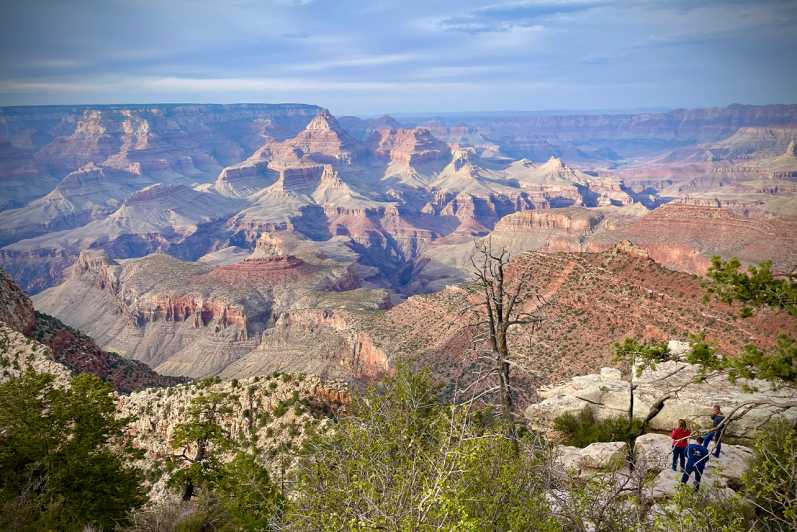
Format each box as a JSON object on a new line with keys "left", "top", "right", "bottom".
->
{"left": 554, "top": 441, "right": 628, "bottom": 477}
{"left": 117, "top": 373, "right": 349, "bottom": 467}
{"left": 0, "top": 323, "right": 71, "bottom": 385}
{"left": 525, "top": 343, "right": 797, "bottom": 440}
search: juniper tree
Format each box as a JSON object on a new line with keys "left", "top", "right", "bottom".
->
{"left": 168, "top": 391, "right": 233, "bottom": 501}
{"left": 0, "top": 371, "right": 145, "bottom": 531}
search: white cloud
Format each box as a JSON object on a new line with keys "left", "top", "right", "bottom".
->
{"left": 271, "top": 0, "right": 316, "bottom": 6}
{"left": 0, "top": 75, "right": 476, "bottom": 95}
{"left": 414, "top": 64, "right": 513, "bottom": 79}
{"left": 0, "top": 79, "right": 107, "bottom": 93}
{"left": 286, "top": 53, "right": 418, "bottom": 72}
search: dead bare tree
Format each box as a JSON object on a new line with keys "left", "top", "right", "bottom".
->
{"left": 466, "top": 239, "right": 546, "bottom": 439}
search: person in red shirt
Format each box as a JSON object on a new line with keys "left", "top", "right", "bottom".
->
{"left": 671, "top": 418, "right": 691, "bottom": 472}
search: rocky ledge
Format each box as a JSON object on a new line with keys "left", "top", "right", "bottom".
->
{"left": 207, "top": 256, "right": 308, "bottom": 284}
{"left": 525, "top": 341, "right": 797, "bottom": 440}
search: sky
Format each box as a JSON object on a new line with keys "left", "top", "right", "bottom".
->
{"left": 0, "top": 0, "right": 795, "bottom": 115}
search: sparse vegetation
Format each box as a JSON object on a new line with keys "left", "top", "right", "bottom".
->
{"left": 554, "top": 410, "right": 644, "bottom": 448}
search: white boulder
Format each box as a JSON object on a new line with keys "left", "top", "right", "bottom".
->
{"left": 554, "top": 441, "right": 628, "bottom": 477}
{"left": 526, "top": 359, "right": 797, "bottom": 439}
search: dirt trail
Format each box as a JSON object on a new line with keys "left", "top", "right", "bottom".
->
{"left": 523, "top": 256, "right": 577, "bottom": 313}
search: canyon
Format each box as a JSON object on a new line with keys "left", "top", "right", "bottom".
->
{"left": 0, "top": 102, "right": 795, "bottom": 385}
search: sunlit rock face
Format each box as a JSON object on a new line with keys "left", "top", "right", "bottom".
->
{"left": 3, "top": 103, "right": 796, "bottom": 387}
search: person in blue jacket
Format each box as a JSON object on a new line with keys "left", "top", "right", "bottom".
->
{"left": 702, "top": 404, "right": 725, "bottom": 458}
{"left": 680, "top": 436, "right": 710, "bottom": 489}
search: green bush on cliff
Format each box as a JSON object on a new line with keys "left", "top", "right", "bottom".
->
{"left": 286, "top": 365, "right": 558, "bottom": 531}
{"left": 0, "top": 371, "right": 145, "bottom": 531}
{"left": 742, "top": 419, "right": 797, "bottom": 530}
{"left": 553, "top": 409, "right": 644, "bottom": 448}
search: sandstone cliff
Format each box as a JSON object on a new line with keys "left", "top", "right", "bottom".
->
{"left": 0, "top": 266, "right": 184, "bottom": 392}
{"left": 32, "top": 243, "right": 388, "bottom": 380}
{"left": 588, "top": 201, "right": 797, "bottom": 274}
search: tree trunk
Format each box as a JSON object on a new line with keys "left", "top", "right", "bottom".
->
{"left": 181, "top": 438, "right": 206, "bottom": 501}
{"left": 181, "top": 479, "right": 194, "bottom": 502}
{"left": 496, "top": 327, "right": 517, "bottom": 449}
{"left": 628, "top": 379, "right": 634, "bottom": 429}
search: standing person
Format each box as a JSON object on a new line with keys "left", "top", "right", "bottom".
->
{"left": 671, "top": 419, "right": 691, "bottom": 472}
{"left": 681, "top": 436, "right": 710, "bottom": 489}
{"left": 703, "top": 405, "right": 725, "bottom": 458}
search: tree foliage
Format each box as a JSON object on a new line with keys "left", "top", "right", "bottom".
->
{"left": 167, "top": 391, "right": 233, "bottom": 501}
{"left": 0, "top": 371, "right": 145, "bottom": 531}
{"left": 728, "top": 336, "right": 797, "bottom": 384}
{"left": 705, "top": 256, "right": 797, "bottom": 317}
{"left": 613, "top": 337, "right": 671, "bottom": 377}
{"left": 686, "top": 333, "right": 797, "bottom": 384}
{"left": 211, "top": 452, "right": 285, "bottom": 531}
{"left": 741, "top": 419, "right": 797, "bottom": 531}
{"left": 287, "top": 365, "right": 557, "bottom": 531}
{"left": 162, "top": 390, "right": 284, "bottom": 530}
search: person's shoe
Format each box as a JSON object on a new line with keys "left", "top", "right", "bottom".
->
{"left": 672, "top": 467, "right": 677, "bottom": 472}
{"left": 713, "top": 453, "right": 720, "bottom": 458}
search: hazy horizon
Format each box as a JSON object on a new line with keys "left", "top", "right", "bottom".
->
{"left": 1, "top": 1, "right": 796, "bottom": 115}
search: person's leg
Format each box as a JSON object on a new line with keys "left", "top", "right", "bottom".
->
{"left": 678, "top": 448, "right": 686, "bottom": 471}
{"left": 693, "top": 465, "right": 704, "bottom": 489}
{"left": 681, "top": 466, "right": 691, "bottom": 484}
{"left": 713, "top": 440, "right": 722, "bottom": 458}
{"left": 672, "top": 448, "right": 678, "bottom": 471}
{"left": 704, "top": 431, "right": 714, "bottom": 447}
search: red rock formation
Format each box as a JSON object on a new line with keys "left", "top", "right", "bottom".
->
{"left": 74, "top": 250, "right": 120, "bottom": 291}
{"left": 254, "top": 110, "right": 365, "bottom": 167}
{"left": 371, "top": 127, "right": 450, "bottom": 166}
{"left": 589, "top": 202, "right": 797, "bottom": 274}
{"left": 207, "top": 256, "right": 309, "bottom": 286}
{"left": 140, "top": 294, "right": 248, "bottom": 337}
{"left": 268, "top": 309, "right": 390, "bottom": 378}
{"left": 31, "top": 312, "right": 187, "bottom": 393}
{"left": 0, "top": 265, "right": 184, "bottom": 392}
{"left": 20, "top": 104, "right": 323, "bottom": 177}
{"left": 74, "top": 250, "right": 251, "bottom": 339}
{"left": 494, "top": 209, "right": 604, "bottom": 234}
{"left": 0, "top": 267, "right": 36, "bottom": 334}
{"left": 362, "top": 248, "right": 797, "bottom": 402}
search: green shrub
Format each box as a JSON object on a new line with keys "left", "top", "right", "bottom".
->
{"left": 741, "top": 419, "right": 797, "bottom": 530}
{"left": 0, "top": 371, "right": 145, "bottom": 530}
{"left": 273, "top": 400, "right": 291, "bottom": 418}
{"left": 553, "top": 410, "right": 643, "bottom": 447}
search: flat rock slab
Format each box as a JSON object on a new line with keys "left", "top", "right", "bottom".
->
{"left": 526, "top": 348, "right": 797, "bottom": 440}
{"left": 555, "top": 441, "right": 628, "bottom": 476}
